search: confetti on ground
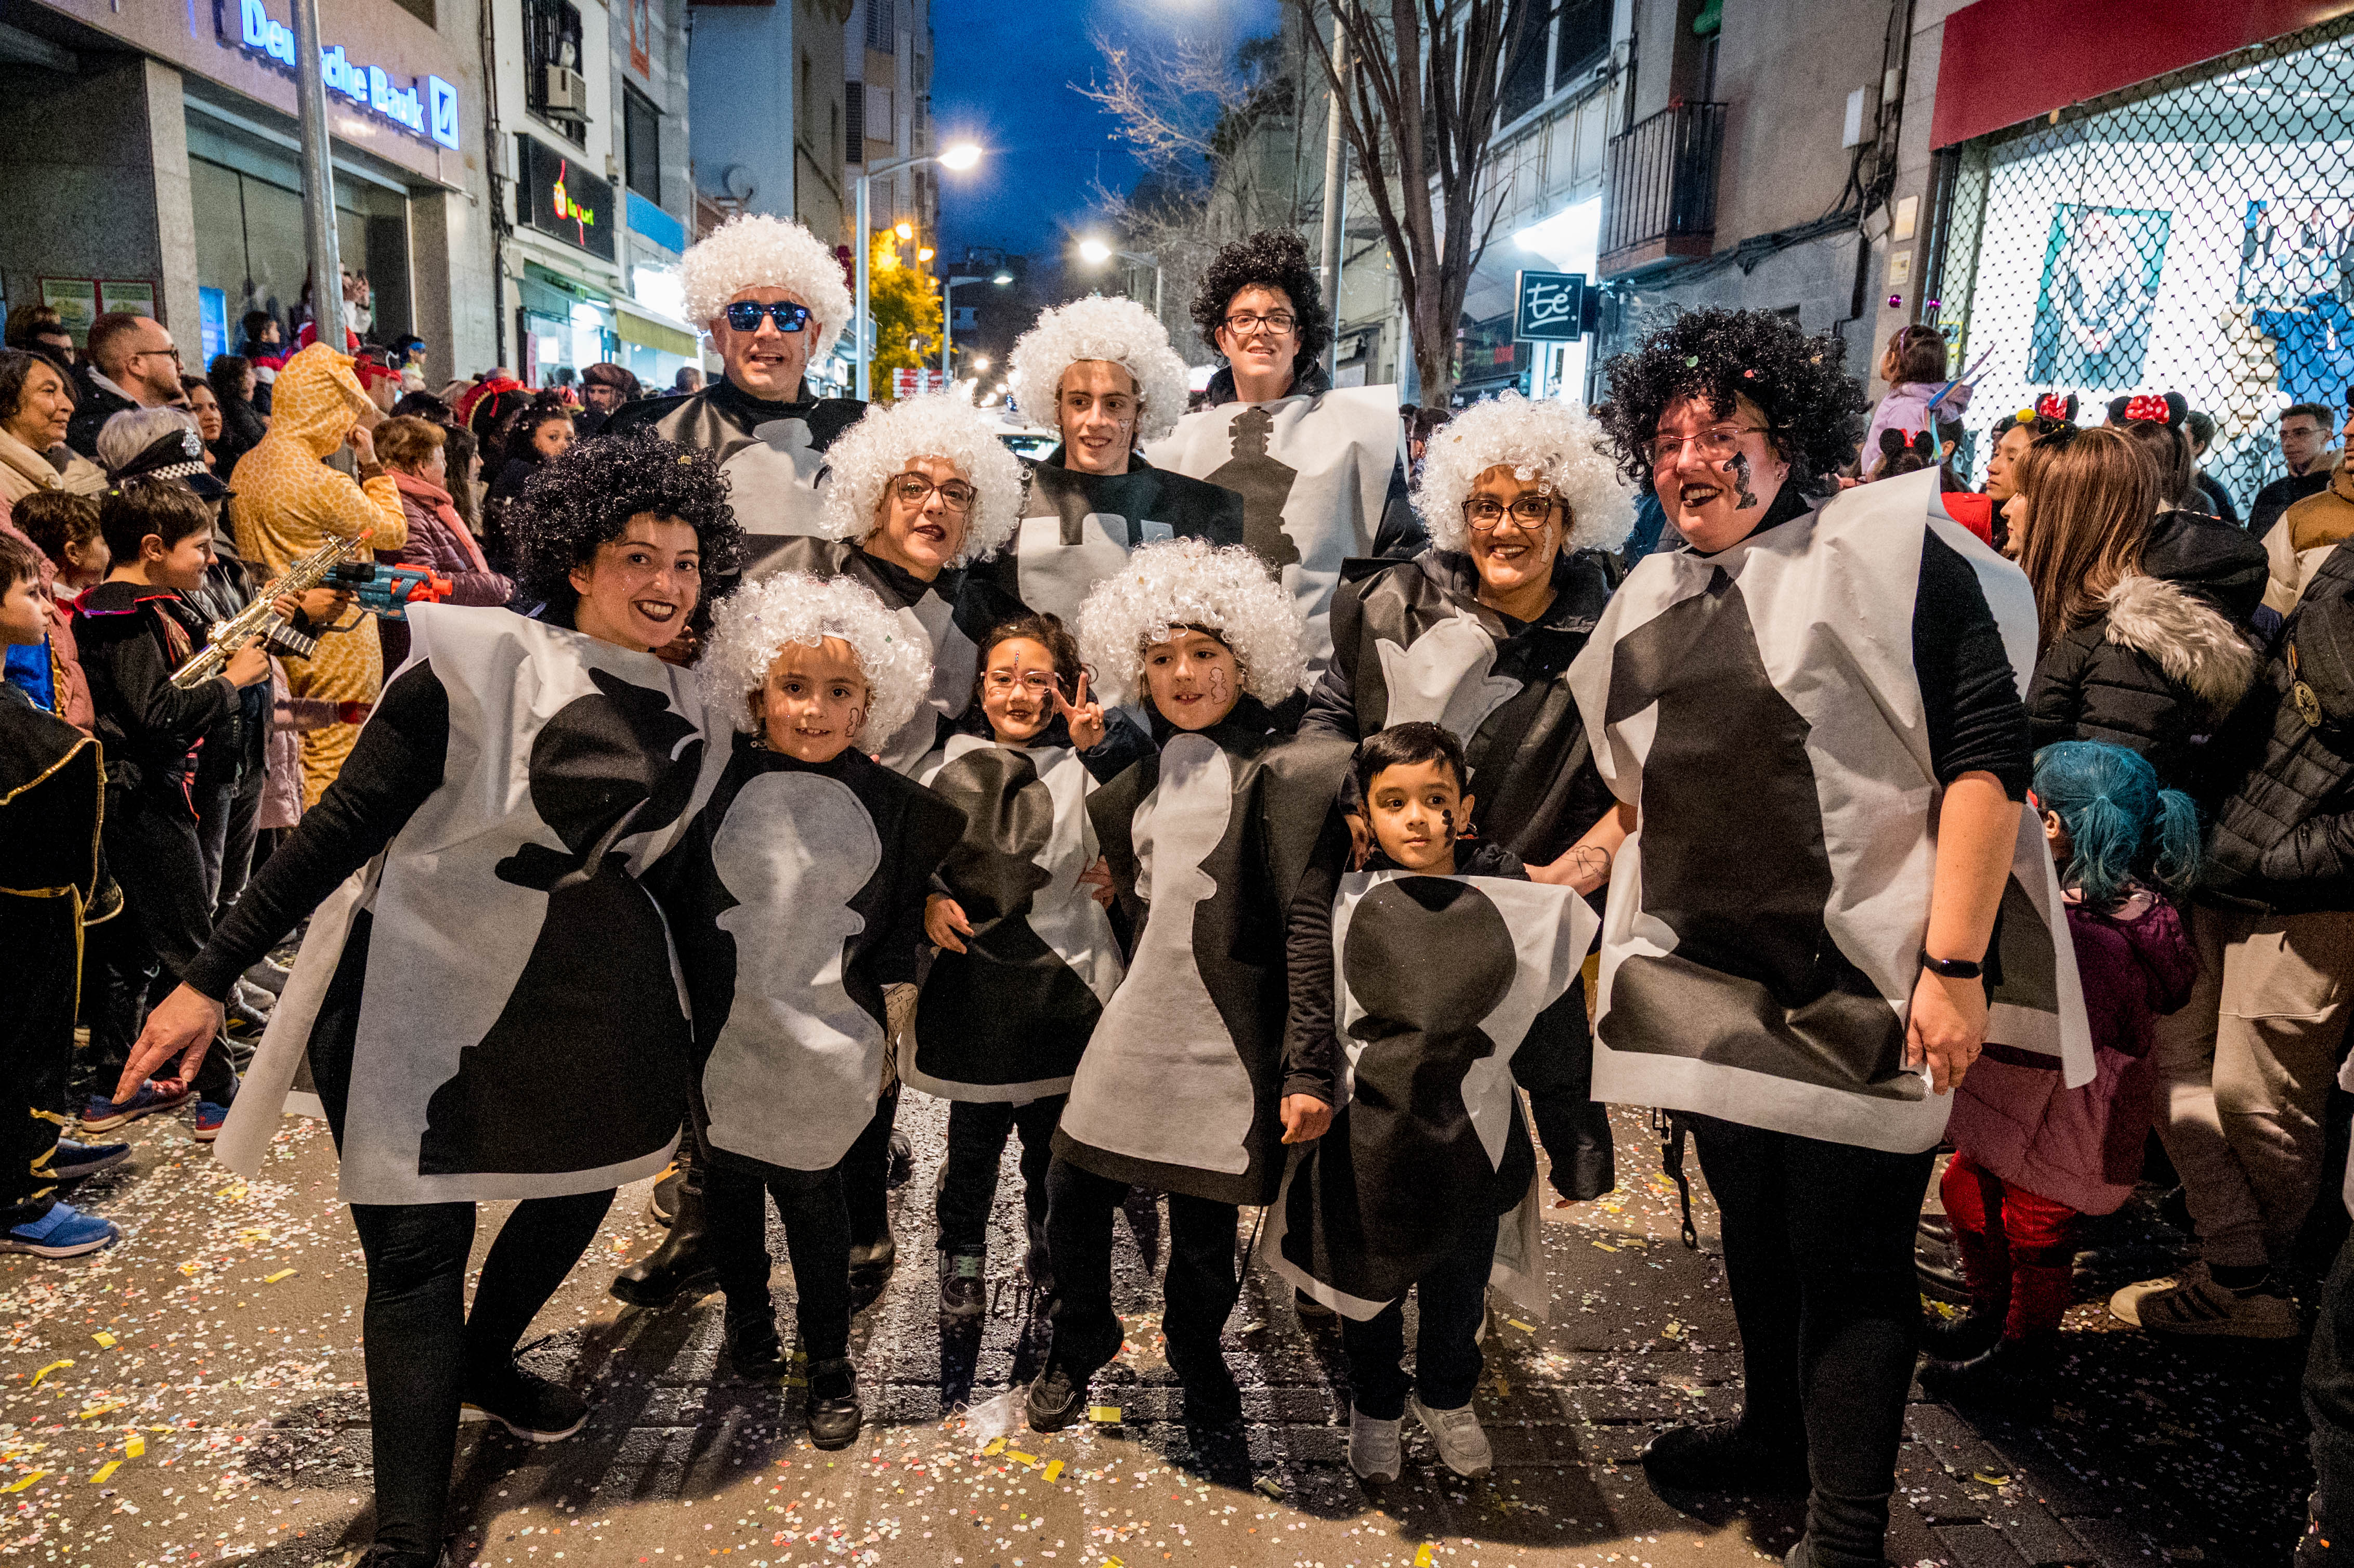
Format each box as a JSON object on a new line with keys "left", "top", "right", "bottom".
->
{"left": 1087, "top": 1405, "right": 1122, "bottom": 1424}
{"left": 4, "top": 1472, "right": 46, "bottom": 1493}
{"left": 89, "top": 1460, "right": 120, "bottom": 1484}
{"left": 124, "top": 1434, "right": 145, "bottom": 1459}
{"left": 90, "top": 1331, "right": 115, "bottom": 1348}
{"left": 28, "top": 1358, "right": 71, "bottom": 1386}
{"left": 264, "top": 1267, "right": 298, "bottom": 1283}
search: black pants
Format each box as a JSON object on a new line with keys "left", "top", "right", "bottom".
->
{"left": 1690, "top": 1114, "right": 1934, "bottom": 1565}
{"left": 93, "top": 795, "right": 234, "bottom": 1103}
{"left": 704, "top": 1159, "right": 852, "bottom": 1363}
{"left": 1339, "top": 1214, "right": 1497, "bottom": 1420}
{"left": 937, "top": 1095, "right": 1063, "bottom": 1256}
{"left": 840, "top": 1083, "right": 900, "bottom": 1248}
{"left": 197, "top": 766, "right": 265, "bottom": 924}
{"left": 2, "top": 904, "right": 79, "bottom": 1227}
{"left": 2306, "top": 1234, "right": 2354, "bottom": 1538}
{"left": 1043, "top": 1155, "right": 1241, "bottom": 1374}
{"left": 345, "top": 1190, "right": 613, "bottom": 1558}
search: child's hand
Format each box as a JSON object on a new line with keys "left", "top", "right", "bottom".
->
{"left": 1279, "top": 1093, "right": 1332, "bottom": 1144}
{"left": 223, "top": 638, "right": 272, "bottom": 689}
{"left": 925, "top": 893, "right": 973, "bottom": 953}
{"left": 1053, "top": 672, "right": 1107, "bottom": 751}
{"left": 1078, "top": 856, "right": 1115, "bottom": 908}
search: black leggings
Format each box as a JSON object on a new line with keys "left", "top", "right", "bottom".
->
{"left": 936, "top": 1096, "right": 1063, "bottom": 1256}
{"left": 704, "top": 1159, "right": 853, "bottom": 1363}
{"left": 840, "top": 1083, "right": 900, "bottom": 1247}
{"left": 1690, "top": 1115, "right": 1934, "bottom": 1565}
{"left": 1043, "top": 1155, "right": 1242, "bottom": 1373}
{"left": 346, "top": 1190, "right": 614, "bottom": 1558}
{"left": 1339, "top": 1213, "right": 1497, "bottom": 1420}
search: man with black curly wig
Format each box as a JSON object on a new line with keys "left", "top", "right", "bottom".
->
{"left": 1143, "top": 230, "right": 1424, "bottom": 688}
{"left": 115, "top": 433, "right": 744, "bottom": 1568}
{"left": 1562, "top": 308, "right": 2078, "bottom": 1568}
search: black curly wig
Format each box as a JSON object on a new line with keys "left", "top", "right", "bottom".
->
{"left": 1189, "top": 230, "right": 1331, "bottom": 363}
{"left": 1594, "top": 308, "right": 1868, "bottom": 497}
{"left": 511, "top": 433, "right": 745, "bottom": 632}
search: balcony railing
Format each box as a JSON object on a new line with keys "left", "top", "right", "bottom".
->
{"left": 1599, "top": 102, "right": 1727, "bottom": 276}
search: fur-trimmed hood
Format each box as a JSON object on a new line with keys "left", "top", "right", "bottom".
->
{"left": 2101, "top": 571, "right": 2259, "bottom": 716}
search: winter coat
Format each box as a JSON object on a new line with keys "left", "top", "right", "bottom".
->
{"left": 2026, "top": 509, "right": 2265, "bottom": 787}
{"left": 44, "top": 583, "right": 94, "bottom": 734}
{"left": 2261, "top": 465, "right": 2354, "bottom": 618}
{"left": 1944, "top": 888, "right": 2196, "bottom": 1214}
{"left": 386, "top": 470, "right": 510, "bottom": 607}
{"left": 1859, "top": 380, "right": 1943, "bottom": 472}
{"left": 0, "top": 425, "right": 106, "bottom": 508}
{"left": 63, "top": 370, "right": 135, "bottom": 461}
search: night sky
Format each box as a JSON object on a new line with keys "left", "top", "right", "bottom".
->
{"left": 930, "top": 0, "right": 1283, "bottom": 266}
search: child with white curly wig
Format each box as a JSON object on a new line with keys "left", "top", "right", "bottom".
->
{"left": 653, "top": 569, "right": 964, "bottom": 1452}
{"left": 1028, "top": 537, "right": 1357, "bottom": 1433}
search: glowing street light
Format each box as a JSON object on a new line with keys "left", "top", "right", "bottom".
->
{"left": 938, "top": 142, "right": 982, "bottom": 172}
{"left": 1077, "top": 236, "right": 1161, "bottom": 318}
{"left": 854, "top": 141, "right": 986, "bottom": 399}
{"left": 894, "top": 221, "right": 915, "bottom": 242}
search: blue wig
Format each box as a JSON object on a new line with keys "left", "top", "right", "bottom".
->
{"left": 2030, "top": 741, "right": 2203, "bottom": 908}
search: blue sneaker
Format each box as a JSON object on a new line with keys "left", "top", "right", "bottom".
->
{"left": 1, "top": 1201, "right": 121, "bottom": 1258}
{"left": 49, "top": 1139, "right": 132, "bottom": 1179}
{"left": 193, "top": 1101, "right": 230, "bottom": 1142}
{"left": 81, "top": 1079, "right": 192, "bottom": 1132}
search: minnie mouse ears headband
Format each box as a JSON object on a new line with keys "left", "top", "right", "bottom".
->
{"left": 2114, "top": 390, "right": 2189, "bottom": 427}
{"left": 2019, "top": 391, "right": 2078, "bottom": 424}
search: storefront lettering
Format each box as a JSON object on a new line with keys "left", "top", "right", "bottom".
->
{"left": 229, "top": 0, "right": 461, "bottom": 151}
{"left": 551, "top": 165, "right": 596, "bottom": 237}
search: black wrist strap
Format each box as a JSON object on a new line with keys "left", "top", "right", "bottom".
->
{"left": 1920, "top": 949, "right": 1983, "bottom": 981}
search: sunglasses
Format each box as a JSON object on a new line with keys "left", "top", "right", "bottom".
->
{"left": 724, "top": 300, "right": 814, "bottom": 334}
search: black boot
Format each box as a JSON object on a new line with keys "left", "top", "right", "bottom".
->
{"left": 611, "top": 1156, "right": 718, "bottom": 1308}
{"left": 806, "top": 1356, "right": 862, "bottom": 1450}
{"left": 1917, "top": 1334, "right": 2055, "bottom": 1418}
{"left": 649, "top": 1138, "right": 692, "bottom": 1226}
{"left": 725, "top": 1292, "right": 788, "bottom": 1380}
{"left": 1027, "top": 1312, "right": 1123, "bottom": 1432}
{"left": 1914, "top": 1212, "right": 1970, "bottom": 1304}
{"left": 1166, "top": 1337, "right": 1243, "bottom": 1428}
{"left": 1639, "top": 1419, "right": 1811, "bottom": 1495}
{"left": 1919, "top": 1303, "right": 2003, "bottom": 1360}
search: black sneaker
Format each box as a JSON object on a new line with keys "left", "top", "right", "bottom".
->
{"left": 1917, "top": 1335, "right": 2054, "bottom": 1419}
{"left": 725, "top": 1299, "right": 788, "bottom": 1380}
{"left": 940, "top": 1249, "right": 987, "bottom": 1320}
{"left": 886, "top": 1131, "right": 914, "bottom": 1190}
{"left": 1639, "top": 1420, "right": 1810, "bottom": 1495}
{"left": 1026, "top": 1361, "right": 1091, "bottom": 1433}
{"left": 806, "top": 1356, "right": 862, "bottom": 1449}
{"left": 459, "top": 1365, "right": 589, "bottom": 1442}
{"left": 1167, "top": 1342, "right": 1243, "bottom": 1428}
{"left": 1919, "top": 1305, "right": 2003, "bottom": 1361}
{"left": 848, "top": 1229, "right": 897, "bottom": 1298}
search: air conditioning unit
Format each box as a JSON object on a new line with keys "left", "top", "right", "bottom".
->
{"left": 543, "top": 64, "right": 588, "bottom": 115}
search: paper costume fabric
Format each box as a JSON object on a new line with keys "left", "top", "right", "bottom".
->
{"left": 604, "top": 382, "right": 866, "bottom": 571}
{"left": 1567, "top": 469, "right": 2094, "bottom": 1154}
{"left": 905, "top": 733, "right": 1125, "bottom": 1102}
{"left": 1055, "top": 704, "right": 1354, "bottom": 1206}
{"left": 756, "top": 535, "right": 1028, "bottom": 776}
{"left": 214, "top": 604, "right": 726, "bottom": 1204}
{"left": 1267, "top": 868, "right": 1598, "bottom": 1321}
{"left": 656, "top": 735, "right": 964, "bottom": 1177}
{"left": 991, "top": 450, "right": 1247, "bottom": 629}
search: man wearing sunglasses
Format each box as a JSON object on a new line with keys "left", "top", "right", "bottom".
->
{"left": 68, "top": 314, "right": 184, "bottom": 459}
{"left": 605, "top": 214, "right": 863, "bottom": 567}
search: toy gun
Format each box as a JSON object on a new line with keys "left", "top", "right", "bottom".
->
{"left": 169, "top": 532, "right": 369, "bottom": 690}
{"left": 329, "top": 560, "right": 453, "bottom": 620}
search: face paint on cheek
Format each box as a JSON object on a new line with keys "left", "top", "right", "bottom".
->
{"left": 1727, "top": 452, "right": 1760, "bottom": 511}
{"left": 1209, "top": 667, "right": 1230, "bottom": 705}
{"left": 1440, "top": 808, "right": 1457, "bottom": 843}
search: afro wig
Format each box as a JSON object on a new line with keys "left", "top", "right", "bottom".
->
{"left": 1594, "top": 308, "right": 1867, "bottom": 498}
{"left": 1189, "top": 230, "right": 1330, "bottom": 363}
{"left": 511, "top": 432, "right": 744, "bottom": 627}
{"left": 1006, "top": 295, "right": 1193, "bottom": 445}
{"left": 700, "top": 569, "right": 935, "bottom": 744}
{"left": 817, "top": 393, "right": 1028, "bottom": 566}
{"left": 1077, "top": 536, "right": 1305, "bottom": 707}
{"left": 1413, "top": 392, "right": 1633, "bottom": 554}
{"left": 679, "top": 213, "right": 856, "bottom": 369}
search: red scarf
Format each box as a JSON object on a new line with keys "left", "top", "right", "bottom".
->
{"left": 391, "top": 468, "right": 490, "bottom": 573}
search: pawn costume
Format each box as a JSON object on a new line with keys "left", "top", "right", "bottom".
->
{"left": 1564, "top": 469, "right": 2080, "bottom": 1558}
{"left": 990, "top": 447, "right": 1246, "bottom": 629}
{"left": 653, "top": 732, "right": 963, "bottom": 1363}
{"left": 1302, "top": 544, "right": 1623, "bottom": 1196}
{"left": 1266, "top": 840, "right": 1599, "bottom": 1421}
{"left": 1043, "top": 699, "right": 1353, "bottom": 1381}
{"left": 606, "top": 380, "right": 866, "bottom": 573}
{"left": 909, "top": 729, "right": 1129, "bottom": 1269}
{"left": 179, "top": 602, "right": 724, "bottom": 1561}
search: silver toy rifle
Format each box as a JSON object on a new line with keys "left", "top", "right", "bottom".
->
{"left": 168, "top": 531, "right": 370, "bottom": 690}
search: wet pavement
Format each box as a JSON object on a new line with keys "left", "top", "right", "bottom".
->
{"left": 1, "top": 1099, "right": 2317, "bottom": 1568}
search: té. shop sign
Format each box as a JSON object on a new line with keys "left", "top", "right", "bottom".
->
{"left": 220, "top": 0, "right": 461, "bottom": 151}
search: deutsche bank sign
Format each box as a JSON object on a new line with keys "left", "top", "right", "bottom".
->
{"left": 229, "top": 0, "right": 461, "bottom": 151}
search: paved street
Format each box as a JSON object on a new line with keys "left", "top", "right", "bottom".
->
{"left": 1, "top": 1100, "right": 2315, "bottom": 1568}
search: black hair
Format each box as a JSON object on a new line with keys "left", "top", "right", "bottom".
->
{"left": 1593, "top": 308, "right": 1867, "bottom": 497}
{"left": 0, "top": 347, "right": 67, "bottom": 424}
{"left": 1189, "top": 230, "right": 1330, "bottom": 362}
{"left": 1871, "top": 427, "right": 1938, "bottom": 480}
{"left": 389, "top": 390, "right": 455, "bottom": 424}
{"left": 206, "top": 355, "right": 253, "bottom": 409}
{"left": 0, "top": 531, "right": 44, "bottom": 592}
{"left": 1352, "top": 721, "right": 1470, "bottom": 802}
{"left": 509, "top": 433, "right": 743, "bottom": 632}
{"left": 974, "top": 611, "right": 1087, "bottom": 708}
{"left": 240, "top": 310, "right": 278, "bottom": 348}
{"left": 98, "top": 477, "right": 214, "bottom": 565}
{"left": 12, "top": 490, "right": 102, "bottom": 565}
{"left": 2120, "top": 416, "right": 2197, "bottom": 508}
{"left": 2284, "top": 401, "right": 2333, "bottom": 428}
{"left": 2185, "top": 409, "right": 2216, "bottom": 451}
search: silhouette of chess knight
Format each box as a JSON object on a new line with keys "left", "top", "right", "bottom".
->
{"left": 1207, "top": 405, "right": 1301, "bottom": 570}
{"left": 417, "top": 669, "right": 708, "bottom": 1174}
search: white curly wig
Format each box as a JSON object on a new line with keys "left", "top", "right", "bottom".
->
{"left": 816, "top": 394, "right": 1028, "bottom": 566}
{"left": 701, "top": 570, "right": 935, "bottom": 745}
{"left": 1004, "top": 295, "right": 1193, "bottom": 445}
{"left": 679, "top": 213, "right": 855, "bottom": 369}
{"left": 1077, "top": 537, "right": 1306, "bottom": 708}
{"left": 1412, "top": 393, "right": 1633, "bottom": 555}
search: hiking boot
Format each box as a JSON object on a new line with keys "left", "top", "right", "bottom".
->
{"left": 1640, "top": 1419, "right": 1810, "bottom": 1495}
{"left": 1026, "top": 1361, "right": 1091, "bottom": 1433}
{"left": 848, "top": 1229, "right": 897, "bottom": 1299}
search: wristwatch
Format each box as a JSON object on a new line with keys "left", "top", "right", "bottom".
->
{"left": 1919, "top": 950, "right": 1983, "bottom": 981}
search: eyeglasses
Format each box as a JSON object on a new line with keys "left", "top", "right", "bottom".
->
{"left": 1222, "top": 311, "right": 1296, "bottom": 338}
{"left": 1461, "top": 493, "right": 1561, "bottom": 530}
{"left": 891, "top": 473, "right": 976, "bottom": 512}
{"left": 1643, "top": 423, "right": 1768, "bottom": 469}
{"left": 983, "top": 670, "right": 1058, "bottom": 696}
{"left": 723, "top": 300, "right": 814, "bottom": 334}
{"left": 127, "top": 346, "right": 182, "bottom": 366}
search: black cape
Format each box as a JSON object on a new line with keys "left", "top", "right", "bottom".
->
{"left": 0, "top": 683, "right": 103, "bottom": 913}
{"left": 987, "top": 447, "right": 1247, "bottom": 629}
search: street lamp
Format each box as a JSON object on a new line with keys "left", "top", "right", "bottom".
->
{"left": 942, "top": 270, "right": 1015, "bottom": 385}
{"left": 1077, "top": 237, "right": 1162, "bottom": 321}
{"left": 855, "top": 141, "right": 983, "bottom": 399}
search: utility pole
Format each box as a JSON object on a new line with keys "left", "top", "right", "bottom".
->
{"left": 1317, "top": 4, "right": 1349, "bottom": 378}
{"left": 291, "top": 0, "right": 344, "bottom": 350}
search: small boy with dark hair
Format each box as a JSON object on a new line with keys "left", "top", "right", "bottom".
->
{"left": 10, "top": 491, "right": 104, "bottom": 733}
{"left": 1273, "top": 720, "right": 1599, "bottom": 1484}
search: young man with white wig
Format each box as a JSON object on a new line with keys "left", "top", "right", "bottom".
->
{"left": 992, "top": 295, "right": 1246, "bottom": 627}
{"left": 605, "top": 213, "right": 864, "bottom": 566}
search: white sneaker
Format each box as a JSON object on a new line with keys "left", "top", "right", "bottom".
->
{"left": 1410, "top": 1395, "right": 1493, "bottom": 1478}
{"left": 1348, "top": 1407, "right": 1402, "bottom": 1483}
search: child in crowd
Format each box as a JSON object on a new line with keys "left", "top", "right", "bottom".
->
{"left": 12, "top": 489, "right": 103, "bottom": 732}
{"left": 1273, "top": 723, "right": 1598, "bottom": 1482}
{"left": 664, "top": 569, "right": 965, "bottom": 1448}
{"left": 910, "top": 612, "right": 1127, "bottom": 1319}
{"left": 1922, "top": 740, "right": 2200, "bottom": 1412}
{"left": 1858, "top": 323, "right": 1956, "bottom": 469}
{"left": 0, "top": 532, "right": 124, "bottom": 1257}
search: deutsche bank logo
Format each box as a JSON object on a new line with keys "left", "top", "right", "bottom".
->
{"left": 429, "top": 77, "right": 461, "bottom": 149}
{"left": 230, "top": 0, "right": 460, "bottom": 150}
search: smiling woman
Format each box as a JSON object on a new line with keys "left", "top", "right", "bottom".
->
{"left": 0, "top": 349, "right": 108, "bottom": 506}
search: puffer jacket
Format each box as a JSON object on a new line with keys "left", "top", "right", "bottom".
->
{"left": 2027, "top": 508, "right": 2266, "bottom": 787}
{"left": 2204, "top": 540, "right": 2354, "bottom": 913}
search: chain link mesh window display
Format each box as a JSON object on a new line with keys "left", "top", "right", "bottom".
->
{"left": 1925, "top": 14, "right": 2354, "bottom": 511}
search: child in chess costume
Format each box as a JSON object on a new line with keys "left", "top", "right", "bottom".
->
{"left": 662, "top": 569, "right": 966, "bottom": 1447}
{"left": 1271, "top": 722, "right": 1598, "bottom": 1483}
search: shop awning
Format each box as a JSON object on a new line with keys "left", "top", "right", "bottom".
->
{"left": 616, "top": 301, "right": 699, "bottom": 360}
